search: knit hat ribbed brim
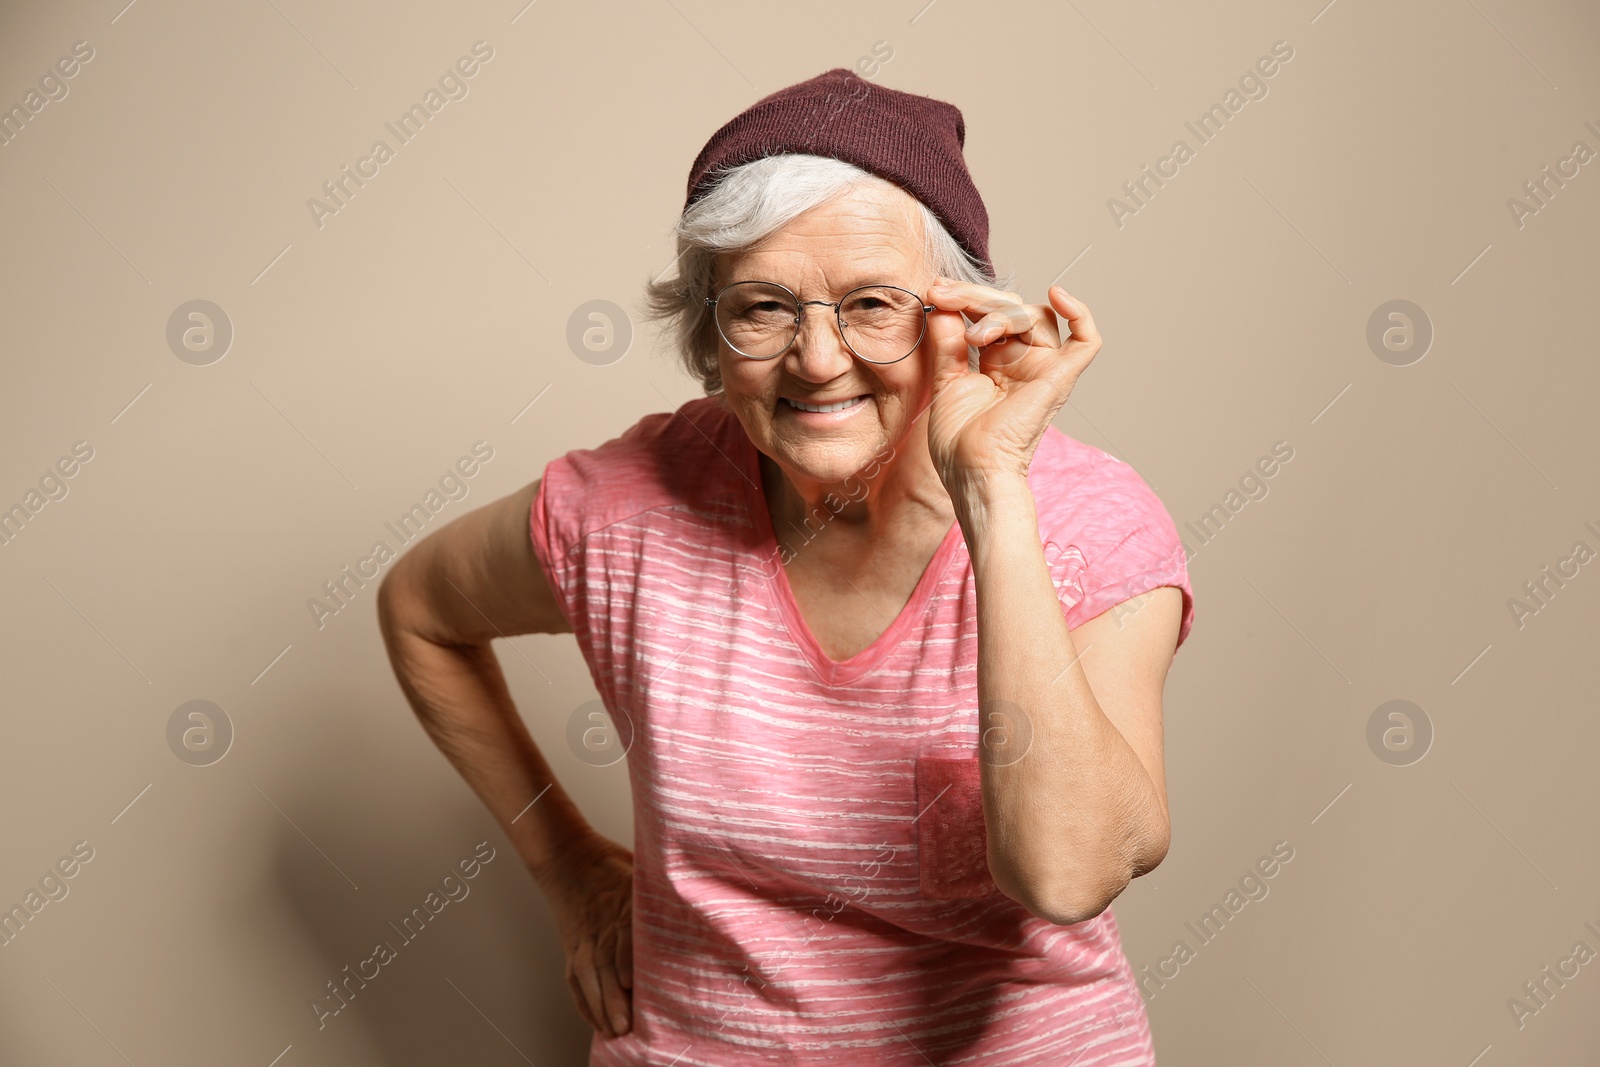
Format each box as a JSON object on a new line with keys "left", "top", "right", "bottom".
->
{"left": 684, "top": 68, "right": 991, "bottom": 274}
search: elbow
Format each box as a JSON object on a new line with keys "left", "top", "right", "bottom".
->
{"left": 375, "top": 567, "right": 406, "bottom": 639}
{"left": 995, "top": 822, "right": 1171, "bottom": 928}
{"left": 376, "top": 555, "right": 422, "bottom": 630}
{"left": 375, "top": 562, "right": 430, "bottom": 656}
{"left": 1011, "top": 873, "right": 1128, "bottom": 928}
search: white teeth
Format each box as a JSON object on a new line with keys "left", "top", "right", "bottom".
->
{"left": 783, "top": 395, "right": 864, "bottom": 413}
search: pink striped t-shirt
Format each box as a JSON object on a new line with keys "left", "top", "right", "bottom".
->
{"left": 529, "top": 395, "right": 1195, "bottom": 1066}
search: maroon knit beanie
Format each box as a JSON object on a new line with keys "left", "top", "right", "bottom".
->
{"left": 684, "top": 68, "right": 991, "bottom": 274}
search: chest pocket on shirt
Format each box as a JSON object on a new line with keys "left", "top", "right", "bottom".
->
{"left": 914, "top": 755, "right": 996, "bottom": 899}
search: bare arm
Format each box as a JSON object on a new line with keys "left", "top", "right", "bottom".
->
{"left": 375, "top": 478, "right": 592, "bottom": 889}
{"left": 958, "top": 475, "right": 1181, "bottom": 926}
{"left": 377, "top": 478, "right": 637, "bottom": 1036}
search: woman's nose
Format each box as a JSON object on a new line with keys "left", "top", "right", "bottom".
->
{"left": 787, "top": 303, "right": 855, "bottom": 378}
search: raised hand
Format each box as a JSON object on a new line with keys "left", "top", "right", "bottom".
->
{"left": 923, "top": 280, "right": 1101, "bottom": 490}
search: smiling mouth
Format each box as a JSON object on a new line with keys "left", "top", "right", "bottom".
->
{"left": 780, "top": 395, "right": 869, "bottom": 414}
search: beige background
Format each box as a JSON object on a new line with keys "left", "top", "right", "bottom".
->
{"left": 1, "top": 0, "right": 1596, "bottom": 1063}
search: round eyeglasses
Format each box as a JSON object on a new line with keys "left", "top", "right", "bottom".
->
{"left": 705, "top": 281, "right": 935, "bottom": 365}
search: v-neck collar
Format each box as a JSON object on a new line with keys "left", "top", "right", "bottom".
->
{"left": 736, "top": 424, "right": 965, "bottom": 688}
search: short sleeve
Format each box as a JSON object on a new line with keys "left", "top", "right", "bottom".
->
{"left": 524, "top": 409, "right": 680, "bottom": 685}
{"left": 523, "top": 399, "right": 748, "bottom": 700}
{"left": 528, "top": 466, "right": 579, "bottom": 634}
{"left": 1034, "top": 440, "right": 1195, "bottom": 656}
{"left": 1069, "top": 515, "right": 1194, "bottom": 652}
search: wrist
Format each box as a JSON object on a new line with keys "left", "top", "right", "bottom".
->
{"left": 947, "top": 468, "right": 1035, "bottom": 540}
{"left": 516, "top": 804, "right": 600, "bottom": 887}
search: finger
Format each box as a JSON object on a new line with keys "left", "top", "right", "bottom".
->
{"left": 965, "top": 303, "right": 1031, "bottom": 346}
{"left": 975, "top": 333, "right": 1039, "bottom": 375}
{"left": 1037, "top": 286, "right": 1102, "bottom": 391}
{"left": 615, "top": 910, "right": 634, "bottom": 991}
{"left": 594, "top": 957, "right": 633, "bottom": 1036}
{"left": 572, "top": 946, "right": 614, "bottom": 1037}
{"left": 925, "top": 298, "right": 982, "bottom": 382}
{"left": 968, "top": 303, "right": 1059, "bottom": 350}
{"left": 1050, "top": 285, "right": 1100, "bottom": 347}
{"left": 979, "top": 288, "right": 1100, "bottom": 403}
{"left": 926, "top": 280, "right": 1063, "bottom": 352}
{"left": 567, "top": 967, "right": 601, "bottom": 1033}
{"left": 926, "top": 279, "right": 1026, "bottom": 323}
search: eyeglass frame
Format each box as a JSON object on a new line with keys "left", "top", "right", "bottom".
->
{"left": 704, "top": 280, "right": 936, "bottom": 365}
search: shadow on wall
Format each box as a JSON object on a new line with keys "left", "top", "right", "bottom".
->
{"left": 246, "top": 749, "right": 593, "bottom": 1066}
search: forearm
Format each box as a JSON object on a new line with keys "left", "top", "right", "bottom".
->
{"left": 377, "top": 588, "right": 598, "bottom": 892}
{"left": 953, "top": 473, "right": 1168, "bottom": 923}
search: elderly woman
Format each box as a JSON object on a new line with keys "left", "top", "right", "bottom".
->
{"left": 378, "top": 68, "right": 1193, "bottom": 1065}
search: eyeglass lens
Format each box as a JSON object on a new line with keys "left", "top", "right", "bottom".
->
{"left": 714, "top": 282, "right": 925, "bottom": 363}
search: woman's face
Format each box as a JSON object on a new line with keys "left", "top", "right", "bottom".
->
{"left": 714, "top": 182, "right": 936, "bottom": 491}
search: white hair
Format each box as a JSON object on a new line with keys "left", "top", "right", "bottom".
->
{"left": 643, "top": 153, "right": 1007, "bottom": 395}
